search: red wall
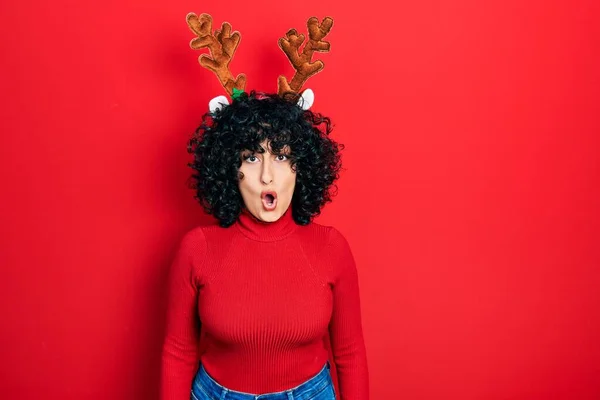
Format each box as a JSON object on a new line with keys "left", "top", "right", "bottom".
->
{"left": 1, "top": 1, "right": 599, "bottom": 399}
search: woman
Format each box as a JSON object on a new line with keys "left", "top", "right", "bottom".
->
{"left": 160, "top": 13, "right": 368, "bottom": 400}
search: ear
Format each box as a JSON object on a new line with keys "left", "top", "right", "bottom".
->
{"left": 209, "top": 95, "right": 230, "bottom": 113}
{"left": 297, "top": 88, "right": 315, "bottom": 110}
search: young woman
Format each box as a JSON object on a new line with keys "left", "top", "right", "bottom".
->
{"left": 160, "top": 14, "right": 369, "bottom": 400}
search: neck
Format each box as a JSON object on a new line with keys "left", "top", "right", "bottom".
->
{"left": 235, "top": 205, "right": 297, "bottom": 242}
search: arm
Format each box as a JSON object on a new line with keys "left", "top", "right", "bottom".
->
{"left": 160, "top": 229, "right": 207, "bottom": 400}
{"left": 327, "top": 227, "right": 370, "bottom": 400}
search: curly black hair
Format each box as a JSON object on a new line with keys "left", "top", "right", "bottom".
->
{"left": 186, "top": 90, "right": 344, "bottom": 227}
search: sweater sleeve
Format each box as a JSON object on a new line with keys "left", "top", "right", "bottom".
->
{"left": 160, "top": 228, "right": 206, "bottom": 400}
{"left": 327, "top": 227, "right": 370, "bottom": 400}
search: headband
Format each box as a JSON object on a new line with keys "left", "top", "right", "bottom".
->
{"left": 185, "top": 13, "right": 334, "bottom": 113}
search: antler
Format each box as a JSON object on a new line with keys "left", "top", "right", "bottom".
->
{"left": 277, "top": 16, "right": 334, "bottom": 96}
{"left": 186, "top": 13, "right": 246, "bottom": 96}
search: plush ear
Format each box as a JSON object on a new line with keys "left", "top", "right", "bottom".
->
{"left": 209, "top": 95, "right": 230, "bottom": 113}
{"left": 297, "top": 88, "right": 315, "bottom": 110}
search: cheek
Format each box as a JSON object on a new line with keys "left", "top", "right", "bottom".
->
{"left": 237, "top": 175, "right": 250, "bottom": 196}
{"left": 284, "top": 172, "right": 297, "bottom": 194}
{"left": 237, "top": 166, "right": 251, "bottom": 187}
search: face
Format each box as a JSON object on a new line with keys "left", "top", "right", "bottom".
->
{"left": 238, "top": 139, "right": 296, "bottom": 222}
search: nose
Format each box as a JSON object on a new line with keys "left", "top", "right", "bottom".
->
{"left": 261, "top": 159, "right": 273, "bottom": 185}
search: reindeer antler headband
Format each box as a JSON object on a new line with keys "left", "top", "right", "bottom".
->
{"left": 185, "top": 13, "right": 334, "bottom": 113}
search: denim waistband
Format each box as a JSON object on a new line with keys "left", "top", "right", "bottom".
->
{"left": 193, "top": 361, "right": 332, "bottom": 400}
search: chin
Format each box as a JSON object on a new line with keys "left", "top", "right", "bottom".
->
{"left": 258, "top": 210, "right": 282, "bottom": 222}
{"left": 251, "top": 202, "right": 286, "bottom": 221}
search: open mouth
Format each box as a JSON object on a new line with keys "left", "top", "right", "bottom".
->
{"left": 261, "top": 191, "right": 278, "bottom": 210}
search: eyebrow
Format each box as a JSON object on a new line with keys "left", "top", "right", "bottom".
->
{"left": 242, "top": 145, "right": 291, "bottom": 154}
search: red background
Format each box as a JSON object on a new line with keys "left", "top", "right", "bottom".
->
{"left": 1, "top": 0, "right": 599, "bottom": 399}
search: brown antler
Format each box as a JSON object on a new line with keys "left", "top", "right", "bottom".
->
{"left": 277, "top": 16, "right": 334, "bottom": 96}
{"left": 186, "top": 13, "right": 246, "bottom": 96}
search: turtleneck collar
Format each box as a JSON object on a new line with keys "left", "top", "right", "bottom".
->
{"left": 235, "top": 204, "right": 298, "bottom": 242}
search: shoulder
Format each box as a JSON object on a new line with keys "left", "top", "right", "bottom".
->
{"left": 294, "top": 220, "right": 329, "bottom": 244}
{"left": 314, "top": 225, "right": 358, "bottom": 282}
{"left": 301, "top": 221, "right": 354, "bottom": 260}
{"left": 179, "top": 225, "right": 207, "bottom": 246}
{"left": 296, "top": 220, "right": 351, "bottom": 247}
{"left": 175, "top": 225, "right": 208, "bottom": 265}
{"left": 311, "top": 222, "right": 351, "bottom": 251}
{"left": 326, "top": 225, "right": 350, "bottom": 246}
{"left": 177, "top": 223, "right": 240, "bottom": 260}
{"left": 179, "top": 223, "right": 234, "bottom": 246}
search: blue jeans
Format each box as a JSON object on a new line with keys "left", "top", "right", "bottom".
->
{"left": 190, "top": 361, "right": 336, "bottom": 400}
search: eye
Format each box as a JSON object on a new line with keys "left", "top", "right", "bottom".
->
{"left": 242, "top": 154, "right": 259, "bottom": 163}
{"left": 276, "top": 154, "right": 289, "bottom": 161}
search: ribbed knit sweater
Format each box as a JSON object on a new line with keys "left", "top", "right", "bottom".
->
{"left": 160, "top": 205, "right": 369, "bottom": 400}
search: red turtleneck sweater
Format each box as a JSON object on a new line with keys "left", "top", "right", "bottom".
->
{"left": 160, "top": 206, "right": 369, "bottom": 400}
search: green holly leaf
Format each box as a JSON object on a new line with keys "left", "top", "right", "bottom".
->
{"left": 232, "top": 88, "right": 245, "bottom": 100}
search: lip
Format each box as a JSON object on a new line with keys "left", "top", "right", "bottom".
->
{"left": 261, "top": 190, "right": 278, "bottom": 199}
{"left": 261, "top": 190, "right": 278, "bottom": 211}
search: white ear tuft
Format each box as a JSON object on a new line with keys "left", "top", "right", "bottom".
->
{"left": 297, "top": 88, "right": 315, "bottom": 110}
{"left": 209, "top": 95, "right": 230, "bottom": 113}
